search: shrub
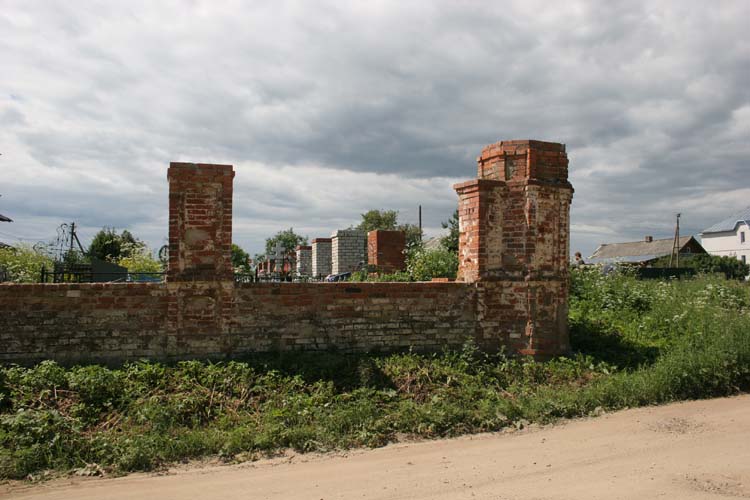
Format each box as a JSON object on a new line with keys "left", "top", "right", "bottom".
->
{"left": 407, "top": 248, "right": 458, "bottom": 281}
{"left": 0, "top": 245, "right": 53, "bottom": 283}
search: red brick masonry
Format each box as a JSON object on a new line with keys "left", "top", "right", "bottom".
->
{"left": 0, "top": 140, "right": 572, "bottom": 364}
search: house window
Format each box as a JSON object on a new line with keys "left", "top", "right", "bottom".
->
{"left": 743, "top": 255, "right": 747, "bottom": 264}
{"left": 742, "top": 232, "right": 746, "bottom": 243}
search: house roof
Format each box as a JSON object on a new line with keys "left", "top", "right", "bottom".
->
{"left": 0, "top": 214, "right": 11, "bottom": 223}
{"left": 589, "top": 236, "right": 699, "bottom": 264}
{"left": 701, "top": 206, "right": 750, "bottom": 234}
{"left": 423, "top": 236, "right": 444, "bottom": 251}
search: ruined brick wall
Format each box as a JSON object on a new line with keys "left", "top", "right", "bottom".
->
{"left": 331, "top": 230, "right": 366, "bottom": 274}
{"left": 311, "top": 238, "right": 332, "bottom": 278}
{"left": 295, "top": 245, "right": 312, "bottom": 276}
{"left": 367, "top": 230, "right": 406, "bottom": 273}
{"left": 0, "top": 138, "right": 572, "bottom": 364}
{"left": 0, "top": 283, "right": 169, "bottom": 365}
{"left": 454, "top": 140, "right": 573, "bottom": 357}
{"left": 230, "top": 282, "right": 476, "bottom": 353}
{"left": 0, "top": 282, "right": 477, "bottom": 364}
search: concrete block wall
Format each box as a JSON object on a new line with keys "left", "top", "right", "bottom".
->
{"left": 311, "top": 238, "right": 332, "bottom": 278}
{"left": 296, "top": 245, "right": 312, "bottom": 276}
{"left": 331, "top": 229, "right": 366, "bottom": 274}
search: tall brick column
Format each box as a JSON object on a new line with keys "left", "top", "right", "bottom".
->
{"left": 454, "top": 140, "right": 573, "bottom": 358}
{"left": 167, "top": 163, "right": 234, "bottom": 281}
{"left": 166, "top": 162, "right": 235, "bottom": 359}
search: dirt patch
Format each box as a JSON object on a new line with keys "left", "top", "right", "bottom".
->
{"left": 3, "top": 395, "right": 750, "bottom": 500}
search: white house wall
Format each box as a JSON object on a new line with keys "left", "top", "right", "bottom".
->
{"left": 701, "top": 222, "right": 750, "bottom": 265}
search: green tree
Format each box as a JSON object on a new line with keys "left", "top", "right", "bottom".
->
{"left": 88, "top": 228, "right": 143, "bottom": 262}
{"left": 0, "top": 244, "right": 54, "bottom": 283}
{"left": 357, "top": 209, "right": 422, "bottom": 248}
{"left": 441, "top": 209, "right": 459, "bottom": 253}
{"left": 231, "top": 244, "right": 250, "bottom": 271}
{"left": 357, "top": 209, "right": 398, "bottom": 232}
{"left": 265, "top": 228, "right": 308, "bottom": 255}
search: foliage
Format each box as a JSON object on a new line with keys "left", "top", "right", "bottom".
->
{"left": 357, "top": 209, "right": 423, "bottom": 249}
{"left": 399, "top": 223, "right": 423, "bottom": 249}
{"left": 231, "top": 244, "right": 250, "bottom": 272}
{"left": 88, "top": 228, "right": 143, "bottom": 262}
{"left": 440, "top": 209, "right": 459, "bottom": 253}
{"left": 653, "top": 253, "right": 749, "bottom": 280}
{"left": 2, "top": 273, "right": 749, "bottom": 479}
{"left": 357, "top": 210, "right": 398, "bottom": 233}
{"left": 0, "top": 244, "right": 53, "bottom": 283}
{"left": 116, "top": 244, "right": 162, "bottom": 274}
{"left": 407, "top": 247, "right": 458, "bottom": 281}
{"left": 264, "top": 228, "right": 308, "bottom": 256}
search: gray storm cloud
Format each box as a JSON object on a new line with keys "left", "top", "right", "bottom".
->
{"left": 1, "top": 0, "right": 748, "bottom": 256}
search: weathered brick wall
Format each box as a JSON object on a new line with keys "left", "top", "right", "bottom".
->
{"left": 331, "top": 230, "right": 366, "bottom": 274}
{"left": 0, "top": 283, "right": 169, "bottom": 365}
{"left": 295, "top": 245, "right": 312, "bottom": 276}
{"left": 230, "top": 282, "right": 476, "bottom": 353}
{"left": 367, "top": 230, "right": 406, "bottom": 273}
{"left": 311, "top": 238, "right": 332, "bottom": 278}
{"left": 0, "top": 138, "right": 573, "bottom": 364}
{"left": 0, "top": 281, "right": 478, "bottom": 364}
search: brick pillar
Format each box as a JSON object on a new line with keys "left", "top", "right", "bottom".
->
{"left": 453, "top": 140, "right": 573, "bottom": 358}
{"left": 331, "top": 229, "right": 366, "bottom": 274}
{"left": 165, "top": 162, "right": 235, "bottom": 360}
{"left": 295, "top": 245, "right": 312, "bottom": 276}
{"left": 311, "top": 238, "right": 332, "bottom": 278}
{"left": 167, "top": 163, "right": 234, "bottom": 281}
{"left": 367, "top": 230, "right": 406, "bottom": 273}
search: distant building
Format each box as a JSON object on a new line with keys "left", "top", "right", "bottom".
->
{"left": 589, "top": 235, "right": 706, "bottom": 265}
{"left": 700, "top": 207, "right": 750, "bottom": 265}
{"left": 0, "top": 211, "right": 11, "bottom": 248}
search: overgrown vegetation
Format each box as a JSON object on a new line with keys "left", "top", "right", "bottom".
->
{"left": 1, "top": 269, "right": 749, "bottom": 480}
{"left": 0, "top": 244, "right": 53, "bottom": 283}
{"left": 652, "top": 253, "right": 750, "bottom": 280}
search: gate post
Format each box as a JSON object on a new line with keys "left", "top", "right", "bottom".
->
{"left": 166, "top": 163, "right": 235, "bottom": 359}
{"left": 454, "top": 140, "right": 573, "bottom": 358}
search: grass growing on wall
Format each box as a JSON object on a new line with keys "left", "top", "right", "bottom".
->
{"left": 1, "top": 269, "right": 749, "bottom": 480}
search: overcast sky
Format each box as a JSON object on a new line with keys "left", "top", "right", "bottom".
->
{"left": 1, "top": 1, "right": 749, "bottom": 258}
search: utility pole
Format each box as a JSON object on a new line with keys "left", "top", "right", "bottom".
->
{"left": 418, "top": 205, "right": 422, "bottom": 242}
{"left": 669, "top": 213, "right": 681, "bottom": 268}
{"left": 69, "top": 222, "right": 76, "bottom": 255}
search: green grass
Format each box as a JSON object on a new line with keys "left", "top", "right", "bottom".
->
{"left": 1, "top": 270, "right": 749, "bottom": 480}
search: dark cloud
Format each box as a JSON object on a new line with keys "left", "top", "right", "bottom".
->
{"left": 1, "top": 0, "right": 749, "bottom": 257}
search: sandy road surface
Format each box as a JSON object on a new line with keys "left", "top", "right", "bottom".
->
{"left": 3, "top": 395, "right": 750, "bottom": 500}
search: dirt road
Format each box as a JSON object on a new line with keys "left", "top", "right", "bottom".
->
{"left": 4, "top": 395, "right": 750, "bottom": 500}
